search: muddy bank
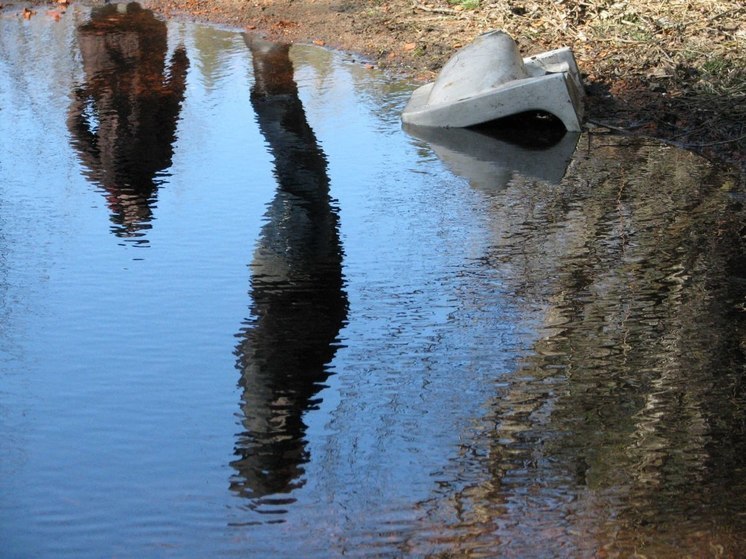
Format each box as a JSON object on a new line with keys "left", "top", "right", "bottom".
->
{"left": 140, "top": 0, "right": 744, "bottom": 177}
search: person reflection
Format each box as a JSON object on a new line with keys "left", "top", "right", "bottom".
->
{"left": 231, "top": 37, "right": 348, "bottom": 502}
{"left": 67, "top": 2, "right": 188, "bottom": 241}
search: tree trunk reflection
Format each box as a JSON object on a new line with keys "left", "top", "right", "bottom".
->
{"left": 420, "top": 136, "right": 746, "bottom": 557}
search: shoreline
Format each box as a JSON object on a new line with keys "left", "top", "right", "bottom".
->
{"left": 6, "top": 0, "right": 745, "bottom": 177}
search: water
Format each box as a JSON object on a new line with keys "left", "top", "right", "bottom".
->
{"left": 1, "top": 3, "right": 745, "bottom": 557}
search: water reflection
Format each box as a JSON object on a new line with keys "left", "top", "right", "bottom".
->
{"left": 67, "top": 2, "right": 188, "bottom": 242}
{"left": 404, "top": 119, "right": 579, "bottom": 190}
{"left": 416, "top": 134, "right": 746, "bottom": 557}
{"left": 230, "top": 37, "right": 348, "bottom": 510}
{"left": 4, "top": 8, "right": 746, "bottom": 554}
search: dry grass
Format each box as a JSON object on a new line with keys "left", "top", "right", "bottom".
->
{"left": 409, "top": 0, "right": 744, "bottom": 89}
{"left": 397, "top": 0, "right": 745, "bottom": 169}
{"left": 79, "top": 0, "right": 746, "bottom": 170}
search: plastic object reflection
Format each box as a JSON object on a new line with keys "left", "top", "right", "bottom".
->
{"left": 405, "top": 115, "right": 579, "bottom": 190}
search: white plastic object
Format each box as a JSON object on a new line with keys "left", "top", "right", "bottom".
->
{"left": 401, "top": 30, "right": 585, "bottom": 132}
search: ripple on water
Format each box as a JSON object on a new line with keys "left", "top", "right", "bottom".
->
{"left": 1, "top": 5, "right": 745, "bottom": 558}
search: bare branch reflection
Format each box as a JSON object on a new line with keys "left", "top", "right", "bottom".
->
{"left": 230, "top": 37, "right": 348, "bottom": 508}
{"left": 67, "top": 2, "right": 188, "bottom": 242}
{"left": 416, "top": 134, "right": 746, "bottom": 557}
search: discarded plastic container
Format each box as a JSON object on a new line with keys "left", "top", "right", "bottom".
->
{"left": 401, "top": 30, "right": 585, "bottom": 131}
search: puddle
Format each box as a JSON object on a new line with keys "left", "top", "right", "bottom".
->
{"left": 1, "top": 3, "right": 745, "bottom": 557}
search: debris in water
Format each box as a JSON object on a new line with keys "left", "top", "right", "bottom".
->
{"left": 401, "top": 30, "right": 585, "bottom": 132}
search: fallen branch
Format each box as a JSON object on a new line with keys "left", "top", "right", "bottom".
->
{"left": 587, "top": 119, "right": 650, "bottom": 133}
{"left": 682, "top": 133, "right": 746, "bottom": 148}
{"left": 412, "top": 2, "right": 458, "bottom": 15}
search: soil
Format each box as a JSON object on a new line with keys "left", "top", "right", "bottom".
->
{"left": 148, "top": 0, "right": 746, "bottom": 179}
{"left": 6, "top": 0, "right": 746, "bottom": 177}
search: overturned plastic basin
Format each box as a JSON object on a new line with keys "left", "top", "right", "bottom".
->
{"left": 401, "top": 30, "right": 585, "bottom": 132}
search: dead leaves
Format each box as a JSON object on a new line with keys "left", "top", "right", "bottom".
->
{"left": 18, "top": 0, "right": 70, "bottom": 21}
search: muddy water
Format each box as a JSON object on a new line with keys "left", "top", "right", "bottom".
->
{"left": 1, "top": 3, "right": 745, "bottom": 557}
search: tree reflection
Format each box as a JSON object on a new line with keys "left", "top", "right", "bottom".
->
{"left": 67, "top": 2, "right": 188, "bottom": 242}
{"left": 418, "top": 135, "right": 746, "bottom": 557}
{"left": 230, "top": 37, "right": 348, "bottom": 506}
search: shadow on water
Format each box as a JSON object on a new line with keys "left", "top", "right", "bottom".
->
{"left": 407, "top": 131, "right": 746, "bottom": 557}
{"left": 67, "top": 2, "right": 188, "bottom": 243}
{"left": 230, "top": 37, "right": 348, "bottom": 513}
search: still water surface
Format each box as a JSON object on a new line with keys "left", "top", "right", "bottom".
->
{"left": 1, "top": 3, "right": 745, "bottom": 557}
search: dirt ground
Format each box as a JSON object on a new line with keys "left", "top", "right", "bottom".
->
{"left": 7, "top": 0, "right": 746, "bottom": 176}
{"left": 145, "top": 0, "right": 745, "bottom": 177}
